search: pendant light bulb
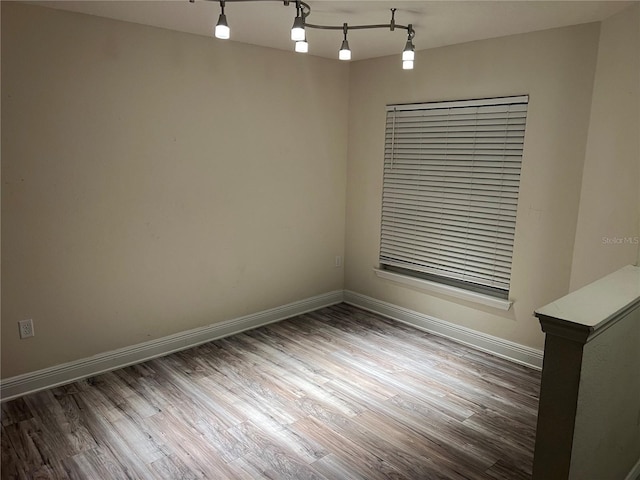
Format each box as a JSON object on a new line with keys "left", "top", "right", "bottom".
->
{"left": 295, "top": 39, "right": 309, "bottom": 53}
{"left": 402, "top": 38, "right": 415, "bottom": 61}
{"left": 291, "top": 16, "right": 305, "bottom": 41}
{"left": 339, "top": 39, "right": 351, "bottom": 60}
{"left": 214, "top": 2, "right": 229, "bottom": 40}
{"left": 215, "top": 14, "right": 230, "bottom": 39}
{"left": 402, "top": 25, "right": 415, "bottom": 67}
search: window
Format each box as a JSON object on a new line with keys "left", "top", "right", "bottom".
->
{"left": 378, "top": 96, "right": 528, "bottom": 303}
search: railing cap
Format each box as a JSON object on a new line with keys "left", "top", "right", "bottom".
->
{"left": 535, "top": 265, "right": 640, "bottom": 344}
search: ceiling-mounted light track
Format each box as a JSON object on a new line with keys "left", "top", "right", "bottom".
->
{"left": 194, "top": 0, "right": 417, "bottom": 67}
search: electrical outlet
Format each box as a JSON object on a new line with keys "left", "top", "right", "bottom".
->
{"left": 18, "top": 319, "right": 34, "bottom": 339}
{"left": 335, "top": 255, "right": 343, "bottom": 268}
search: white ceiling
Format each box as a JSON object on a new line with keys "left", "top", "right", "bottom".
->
{"left": 35, "top": 0, "right": 634, "bottom": 61}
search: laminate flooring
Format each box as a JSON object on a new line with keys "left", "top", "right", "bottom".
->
{"left": 1, "top": 304, "right": 541, "bottom": 479}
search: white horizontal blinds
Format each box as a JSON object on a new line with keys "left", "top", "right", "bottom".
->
{"left": 380, "top": 96, "right": 528, "bottom": 291}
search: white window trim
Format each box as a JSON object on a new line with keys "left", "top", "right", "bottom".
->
{"left": 374, "top": 267, "right": 513, "bottom": 311}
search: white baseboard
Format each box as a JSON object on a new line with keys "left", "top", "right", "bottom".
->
{"left": 626, "top": 456, "right": 640, "bottom": 480}
{"left": 1, "top": 289, "right": 542, "bottom": 401}
{"left": 0, "top": 291, "right": 344, "bottom": 402}
{"left": 344, "top": 290, "right": 543, "bottom": 370}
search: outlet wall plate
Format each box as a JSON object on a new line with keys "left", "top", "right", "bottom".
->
{"left": 18, "top": 319, "right": 34, "bottom": 339}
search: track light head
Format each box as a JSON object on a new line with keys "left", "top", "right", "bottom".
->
{"left": 339, "top": 40, "right": 351, "bottom": 60}
{"left": 402, "top": 25, "right": 415, "bottom": 67}
{"left": 291, "top": 16, "right": 305, "bottom": 41}
{"left": 291, "top": 2, "right": 306, "bottom": 42}
{"left": 402, "top": 39, "right": 415, "bottom": 61}
{"left": 215, "top": 13, "right": 230, "bottom": 39}
{"left": 214, "top": 2, "right": 230, "bottom": 39}
{"left": 339, "top": 23, "right": 351, "bottom": 61}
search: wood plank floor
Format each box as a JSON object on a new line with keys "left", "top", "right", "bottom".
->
{"left": 1, "top": 304, "right": 541, "bottom": 479}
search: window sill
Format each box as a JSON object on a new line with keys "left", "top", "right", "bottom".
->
{"left": 373, "top": 268, "right": 513, "bottom": 311}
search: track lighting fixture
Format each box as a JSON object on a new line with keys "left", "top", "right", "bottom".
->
{"left": 291, "top": 2, "right": 306, "bottom": 42}
{"left": 199, "top": 0, "right": 416, "bottom": 68}
{"left": 402, "top": 27, "right": 415, "bottom": 61}
{"left": 339, "top": 24, "right": 351, "bottom": 61}
{"left": 402, "top": 43, "right": 414, "bottom": 61}
{"left": 402, "top": 25, "right": 415, "bottom": 69}
{"left": 214, "top": 1, "right": 230, "bottom": 39}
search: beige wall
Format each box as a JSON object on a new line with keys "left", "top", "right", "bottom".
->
{"left": 1, "top": 3, "right": 349, "bottom": 378}
{"left": 568, "top": 8, "right": 640, "bottom": 477}
{"left": 570, "top": 4, "right": 640, "bottom": 291}
{"left": 570, "top": 307, "right": 640, "bottom": 479}
{"left": 345, "top": 23, "right": 601, "bottom": 350}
